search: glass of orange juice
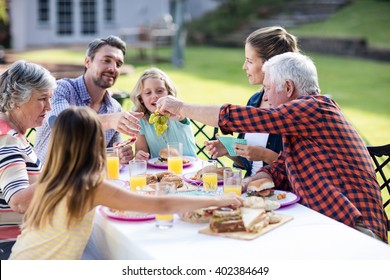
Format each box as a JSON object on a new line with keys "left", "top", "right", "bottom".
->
{"left": 106, "top": 147, "right": 119, "bottom": 179}
{"left": 129, "top": 160, "right": 147, "bottom": 192}
{"left": 202, "top": 160, "right": 218, "bottom": 194}
{"left": 167, "top": 142, "right": 183, "bottom": 175}
{"left": 223, "top": 168, "right": 242, "bottom": 195}
{"left": 154, "top": 182, "right": 176, "bottom": 229}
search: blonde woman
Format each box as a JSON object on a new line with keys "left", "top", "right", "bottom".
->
{"left": 130, "top": 67, "right": 196, "bottom": 160}
{"left": 10, "top": 107, "right": 242, "bottom": 259}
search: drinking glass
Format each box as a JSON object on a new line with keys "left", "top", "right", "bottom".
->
{"left": 202, "top": 160, "right": 218, "bottom": 194}
{"left": 129, "top": 160, "right": 147, "bottom": 192}
{"left": 154, "top": 182, "right": 176, "bottom": 229}
{"left": 167, "top": 142, "right": 183, "bottom": 175}
{"left": 106, "top": 147, "right": 119, "bottom": 180}
{"left": 223, "top": 168, "right": 242, "bottom": 195}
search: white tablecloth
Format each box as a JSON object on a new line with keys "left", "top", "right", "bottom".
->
{"left": 83, "top": 161, "right": 390, "bottom": 260}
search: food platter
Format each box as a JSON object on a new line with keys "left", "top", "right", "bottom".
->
{"left": 99, "top": 206, "right": 155, "bottom": 222}
{"left": 242, "top": 190, "right": 300, "bottom": 208}
{"left": 182, "top": 172, "right": 223, "bottom": 186}
{"left": 147, "top": 156, "right": 197, "bottom": 169}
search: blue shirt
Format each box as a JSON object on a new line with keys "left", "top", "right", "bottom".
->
{"left": 140, "top": 117, "right": 197, "bottom": 158}
{"left": 35, "top": 76, "right": 122, "bottom": 164}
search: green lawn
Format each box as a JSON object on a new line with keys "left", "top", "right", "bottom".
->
{"left": 290, "top": 0, "right": 390, "bottom": 49}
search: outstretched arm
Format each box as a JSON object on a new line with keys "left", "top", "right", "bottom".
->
{"left": 157, "top": 96, "right": 221, "bottom": 127}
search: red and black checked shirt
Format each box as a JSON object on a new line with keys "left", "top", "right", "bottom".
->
{"left": 219, "top": 95, "right": 387, "bottom": 242}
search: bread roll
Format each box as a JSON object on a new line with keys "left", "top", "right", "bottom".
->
{"left": 247, "top": 178, "right": 275, "bottom": 192}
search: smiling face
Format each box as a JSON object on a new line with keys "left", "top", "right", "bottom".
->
{"left": 85, "top": 45, "right": 124, "bottom": 89}
{"left": 12, "top": 89, "right": 53, "bottom": 133}
{"left": 140, "top": 77, "right": 169, "bottom": 113}
{"left": 243, "top": 43, "right": 265, "bottom": 86}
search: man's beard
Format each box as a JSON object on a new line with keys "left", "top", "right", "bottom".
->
{"left": 93, "top": 74, "right": 115, "bottom": 89}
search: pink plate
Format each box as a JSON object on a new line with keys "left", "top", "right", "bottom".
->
{"left": 99, "top": 206, "right": 155, "bottom": 222}
{"left": 147, "top": 156, "right": 196, "bottom": 169}
{"left": 182, "top": 172, "right": 223, "bottom": 186}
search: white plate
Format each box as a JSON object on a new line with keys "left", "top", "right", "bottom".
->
{"left": 147, "top": 156, "right": 197, "bottom": 169}
{"left": 242, "top": 190, "right": 300, "bottom": 208}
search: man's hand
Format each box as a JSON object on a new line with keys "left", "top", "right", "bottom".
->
{"left": 156, "top": 96, "right": 184, "bottom": 117}
{"left": 103, "top": 111, "right": 143, "bottom": 137}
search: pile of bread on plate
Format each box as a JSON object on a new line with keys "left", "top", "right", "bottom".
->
{"left": 180, "top": 178, "right": 284, "bottom": 234}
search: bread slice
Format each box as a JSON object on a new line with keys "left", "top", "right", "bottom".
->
{"left": 241, "top": 207, "right": 267, "bottom": 233}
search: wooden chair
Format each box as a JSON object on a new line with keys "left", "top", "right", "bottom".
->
{"left": 367, "top": 144, "right": 390, "bottom": 232}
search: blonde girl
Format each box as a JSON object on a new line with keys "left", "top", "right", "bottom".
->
{"left": 10, "top": 106, "right": 242, "bottom": 259}
{"left": 130, "top": 67, "right": 196, "bottom": 160}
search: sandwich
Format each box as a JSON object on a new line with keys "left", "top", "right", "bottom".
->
{"left": 241, "top": 207, "right": 269, "bottom": 233}
{"left": 179, "top": 206, "right": 218, "bottom": 224}
{"left": 158, "top": 148, "right": 190, "bottom": 164}
{"left": 243, "top": 196, "right": 280, "bottom": 211}
{"left": 194, "top": 166, "right": 225, "bottom": 181}
{"left": 146, "top": 171, "right": 184, "bottom": 188}
{"left": 246, "top": 178, "right": 275, "bottom": 198}
{"left": 209, "top": 208, "right": 245, "bottom": 233}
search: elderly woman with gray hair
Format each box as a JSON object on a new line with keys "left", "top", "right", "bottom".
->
{"left": 0, "top": 60, "right": 57, "bottom": 259}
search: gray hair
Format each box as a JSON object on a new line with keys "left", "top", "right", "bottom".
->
{"left": 0, "top": 60, "right": 57, "bottom": 113}
{"left": 263, "top": 52, "right": 320, "bottom": 96}
{"left": 130, "top": 67, "right": 177, "bottom": 118}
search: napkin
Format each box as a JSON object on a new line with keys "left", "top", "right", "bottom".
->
{"left": 217, "top": 136, "right": 247, "bottom": 156}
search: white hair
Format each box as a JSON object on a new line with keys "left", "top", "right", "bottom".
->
{"left": 262, "top": 52, "right": 320, "bottom": 96}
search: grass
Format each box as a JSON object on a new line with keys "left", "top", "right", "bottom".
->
{"left": 290, "top": 0, "right": 390, "bottom": 49}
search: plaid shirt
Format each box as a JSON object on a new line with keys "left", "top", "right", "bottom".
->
{"left": 219, "top": 95, "right": 387, "bottom": 242}
{"left": 35, "top": 76, "right": 122, "bottom": 164}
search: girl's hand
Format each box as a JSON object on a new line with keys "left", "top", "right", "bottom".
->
{"left": 135, "top": 150, "right": 150, "bottom": 161}
{"left": 217, "top": 193, "right": 244, "bottom": 208}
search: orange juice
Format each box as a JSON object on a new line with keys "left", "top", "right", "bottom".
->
{"left": 130, "top": 175, "right": 147, "bottom": 192}
{"left": 203, "top": 173, "right": 218, "bottom": 191}
{"left": 223, "top": 185, "right": 242, "bottom": 195}
{"left": 107, "top": 156, "right": 120, "bottom": 179}
{"left": 156, "top": 214, "right": 174, "bottom": 221}
{"left": 168, "top": 157, "right": 183, "bottom": 175}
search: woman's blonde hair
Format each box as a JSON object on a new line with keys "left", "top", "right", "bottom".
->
{"left": 23, "top": 106, "right": 106, "bottom": 229}
{"left": 130, "top": 67, "right": 177, "bottom": 118}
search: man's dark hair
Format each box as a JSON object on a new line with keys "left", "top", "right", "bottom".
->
{"left": 86, "top": 35, "right": 126, "bottom": 59}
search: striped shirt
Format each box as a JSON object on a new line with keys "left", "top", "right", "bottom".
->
{"left": 35, "top": 75, "right": 122, "bottom": 165}
{"left": 10, "top": 199, "right": 95, "bottom": 260}
{"left": 0, "top": 118, "right": 41, "bottom": 243}
{"left": 219, "top": 95, "right": 388, "bottom": 242}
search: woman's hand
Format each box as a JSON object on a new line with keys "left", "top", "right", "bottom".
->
{"left": 234, "top": 144, "right": 278, "bottom": 164}
{"left": 204, "top": 137, "right": 228, "bottom": 159}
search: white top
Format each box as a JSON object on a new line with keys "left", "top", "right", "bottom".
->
{"left": 244, "top": 132, "right": 269, "bottom": 174}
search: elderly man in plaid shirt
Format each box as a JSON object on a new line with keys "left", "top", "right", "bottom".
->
{"left": 157, "top": 52, "right": 387, "bottom": 242}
